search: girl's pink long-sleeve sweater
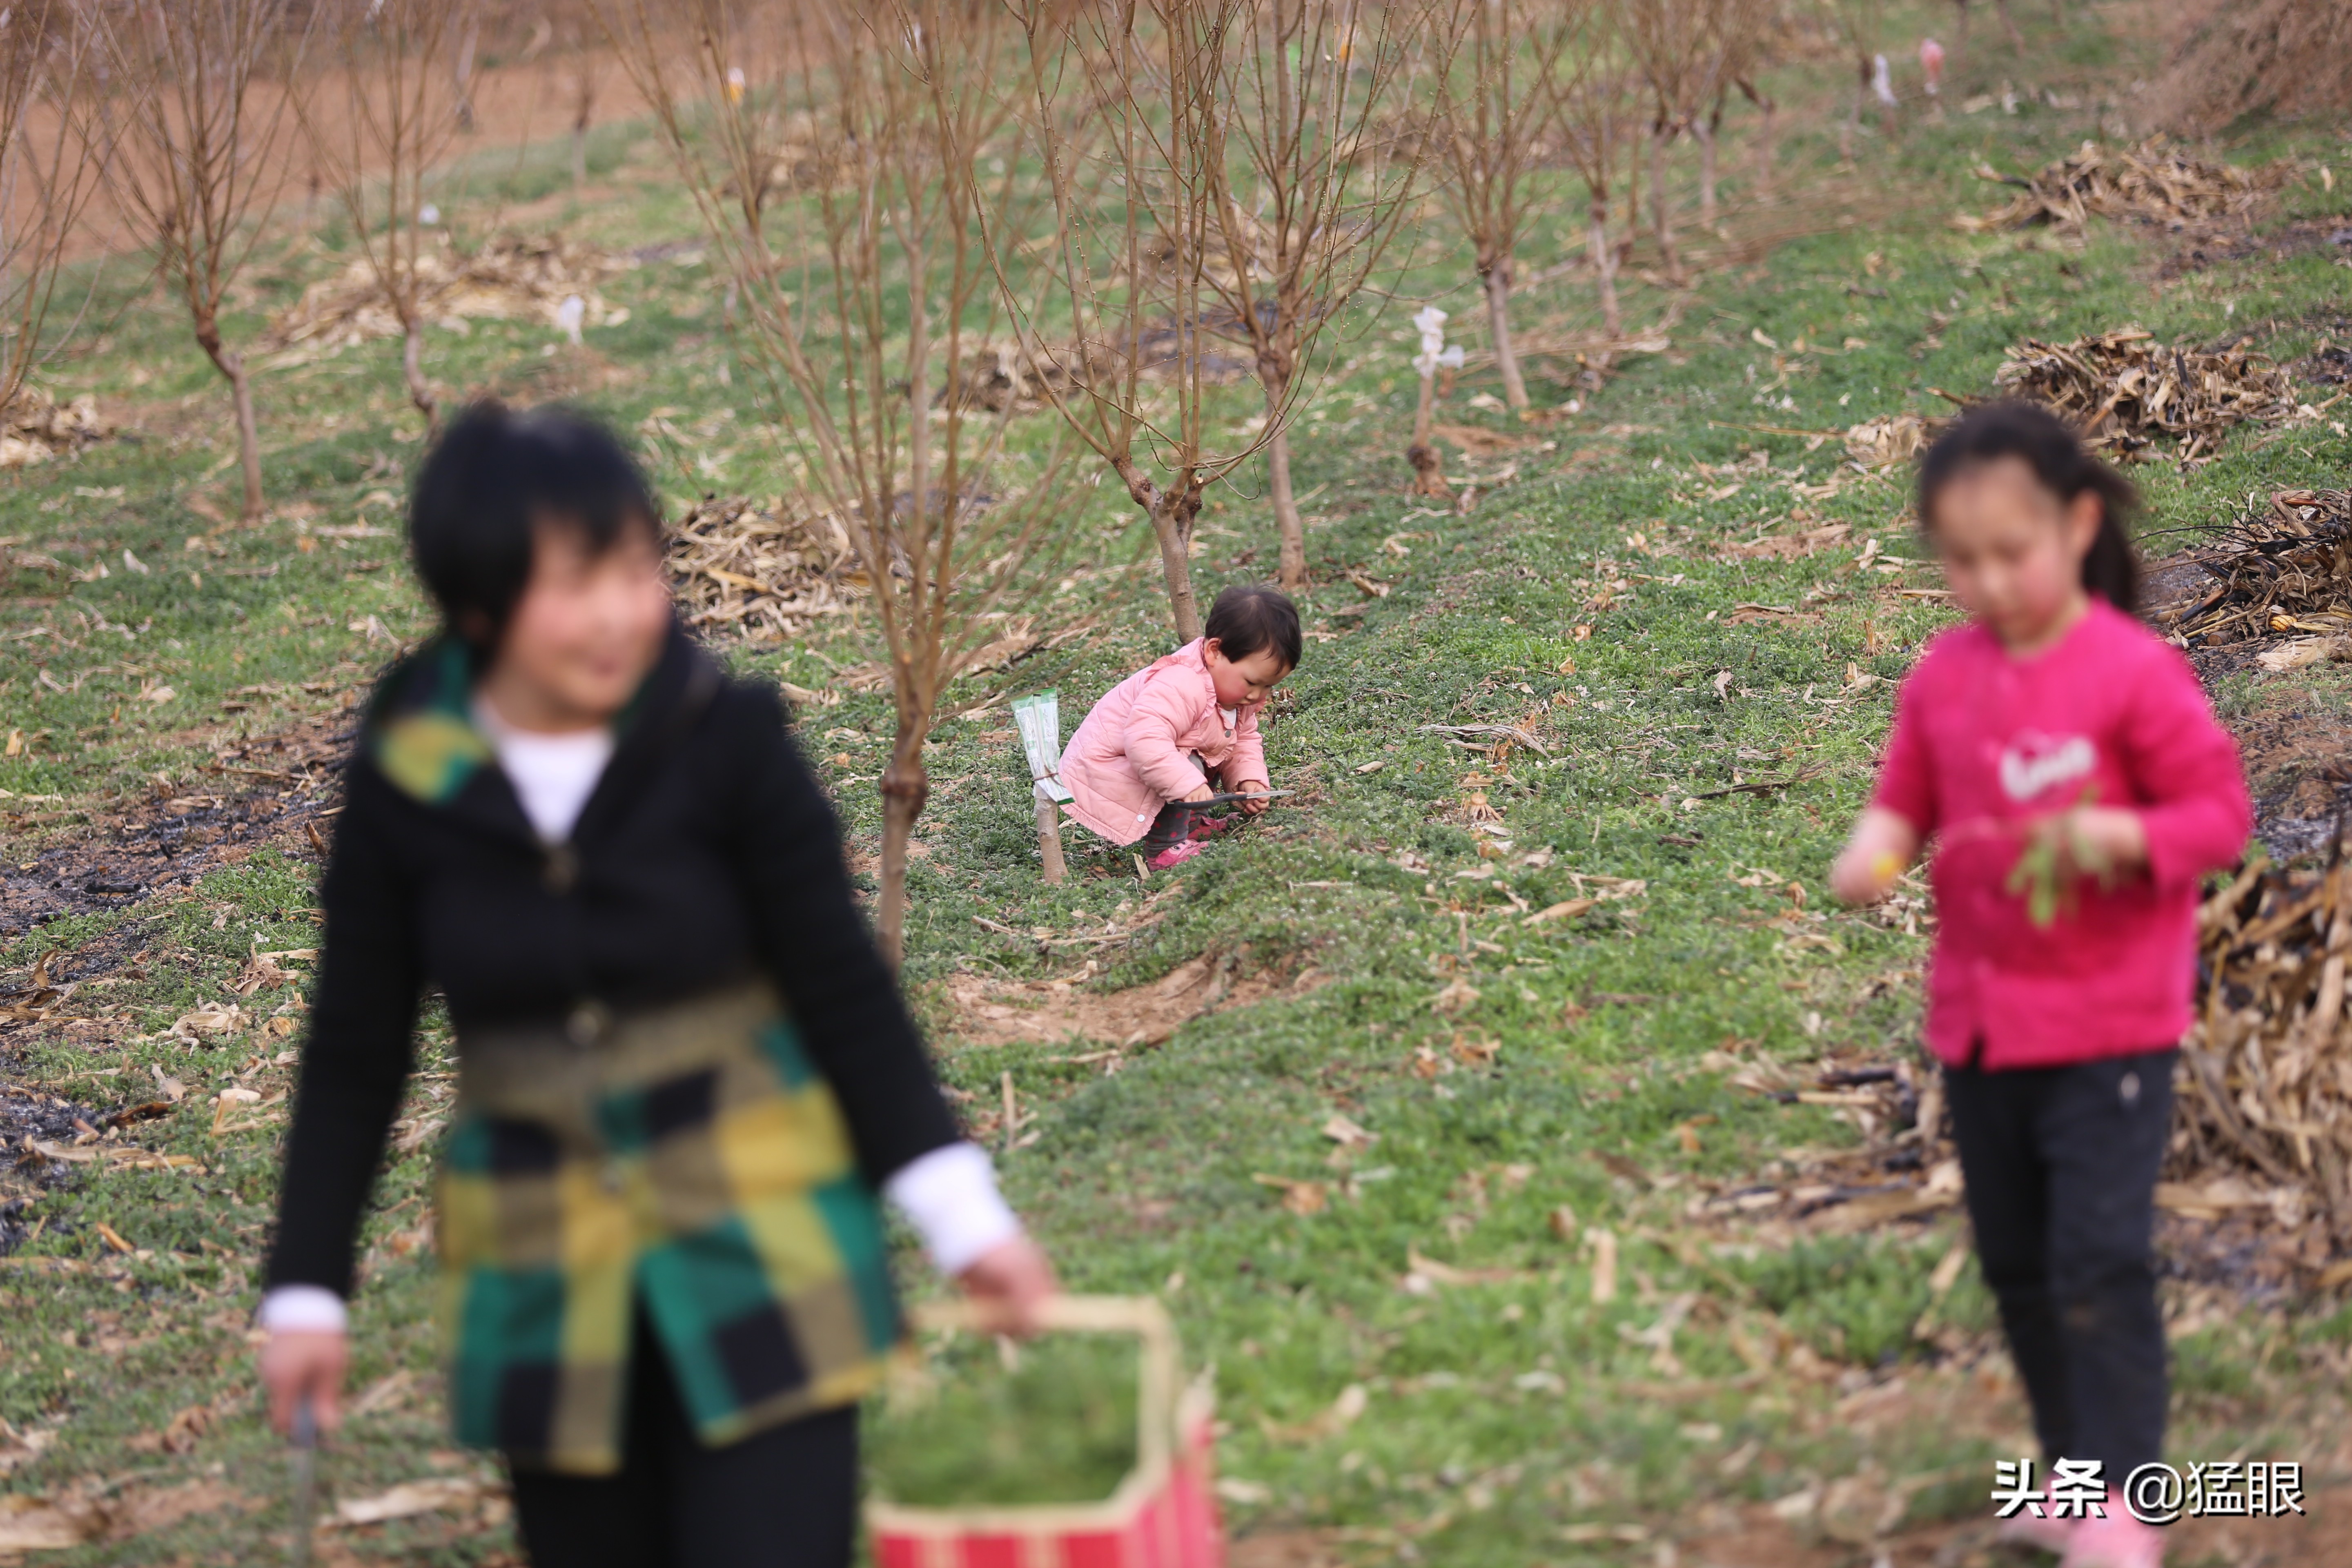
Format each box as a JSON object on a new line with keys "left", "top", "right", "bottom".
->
{"left": 1060, "top": 638, "right": 1269, "bottom": 846}
{"left": 1871, "top": 599, "right": 2251, "bottom": 1070}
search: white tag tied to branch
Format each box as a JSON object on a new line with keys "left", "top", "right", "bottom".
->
{"left": 1412, "top": 306, "right": 1463, "bottom": 378}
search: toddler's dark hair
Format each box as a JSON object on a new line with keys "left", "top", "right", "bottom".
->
{"left": 1203, "top": 584, "right": 1302, "bottom": 670}
{"left": 409, "top": 400, "right": 660, "bottom": 650}
{"left": 1916, "top": 400, "right": 2140, "bottom": 615}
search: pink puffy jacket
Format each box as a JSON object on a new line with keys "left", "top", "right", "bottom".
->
{"left": 1059, "top": 638, "right": 1270, "bottom": 846}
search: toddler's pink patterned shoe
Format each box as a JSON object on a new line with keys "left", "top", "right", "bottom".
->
{"left": 1146, "top": 839, "right": 1206, "bottom": 871}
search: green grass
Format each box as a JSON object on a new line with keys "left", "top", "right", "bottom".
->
{"left": 4, "top": 7, "right": 2351, "bottom": 1564}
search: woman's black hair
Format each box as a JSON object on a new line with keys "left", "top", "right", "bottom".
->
{"left": 1915, "top": 400, "right": 2140, "bottom": 615}
{"left": 1203, "top": 583, "right": 1303, "bottom": 670}
{"left": 408, "top": 400, "right": 660, "bottom": 649}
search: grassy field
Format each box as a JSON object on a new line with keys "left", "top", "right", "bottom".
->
{"left": 4, "top": 4, "right": 2352, "bottom": 1564}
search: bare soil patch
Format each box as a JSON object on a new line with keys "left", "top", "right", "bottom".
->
{"left": 944, "top": 953, "right": 1327, "bottom": 1050}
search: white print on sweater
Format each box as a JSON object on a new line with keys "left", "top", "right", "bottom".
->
{"left": 1999, "top": 733, "right": 2097, "bottom": 803}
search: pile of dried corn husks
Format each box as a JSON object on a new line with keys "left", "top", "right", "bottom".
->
{"left": 2169, "top": 853, "right": 2352, "bottom": 1259}
{"left": 1993, "top": 328, "right": 2299, "bottom": 463}
{"left": 267, "top": 234, "right": 628, "bottom": 358}
{"left": 665, "top": 496, "right": 857, "bottom": 644}
{"left": 1955, "top": 140, "right": 2289, "bottom": 234}
{"left": 2164, "top": 488, "right": 2352, "bottom": 648}
{"left": 0, "top": 389, "right": 109, "bottom": 469}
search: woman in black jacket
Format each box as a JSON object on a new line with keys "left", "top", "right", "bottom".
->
{"left": 259, "top": 403, "right": 1053, "bottom": 1568}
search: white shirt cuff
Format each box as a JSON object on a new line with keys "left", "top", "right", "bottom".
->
{"left": 884, "top": 1142, "right": 1022, "bottom": 1276}
{"left": 258, "top": 1284, "right": 349, "bottom": 1334}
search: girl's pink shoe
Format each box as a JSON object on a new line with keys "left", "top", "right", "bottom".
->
{"left": 1997, "top": 1512, "right": 2079, "bottom": 1556}
{"left": 2061, "top": 1510, "right": 2165, "bottom": 1568}
{"left": 1146, "top": 839, "right": 1206, "bottom": 871}
{"left": 1185, "top": 812, "right": 1233, "bottom": 842}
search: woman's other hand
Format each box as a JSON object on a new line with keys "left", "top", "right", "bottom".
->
{"left": 259, "top": 1329, "right": 349, "bottom": 1438}
{"left": 956, "top": 1234, "right": 1058, "bottom": 1336}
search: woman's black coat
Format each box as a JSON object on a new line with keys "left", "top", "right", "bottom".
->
{"left": 267, "top": 624, "right": 960, "bottom": 1298}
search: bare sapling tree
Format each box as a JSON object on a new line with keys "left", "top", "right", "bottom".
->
{"left": 1817, "top": 0, "right": 1887, "bottom": 160}
{"left": 599, "top": 0, "right": 1083, "bottom": 963}
{"left": 1619, "top": 0, "right": 1708, "bottom": 287}
{"left": 87, "top": 0, "right": 315, "bottom": 521}
{"left": 1205, "top": 0, "right": 1461, "bottom": 584}
{"left": 1546, "top": 4, "right": 1632, "bottom": 334}
{"left": 301, "top": 0, "right": 472, "bottom": 434}
{"left": 1688, "top": 0, "right": 1772, "bottom": 227}
{"left": 1430, "top": 0, "right": 1584, "bottom": 411}
{"left": 1712, "top": 0, "right": 1777, "bottom": 204}
{"left": 0, "top": 3, "right": 105, "bottom": 416}
{"left": 983, "top": 0, "right": 1287, "bottom": 642}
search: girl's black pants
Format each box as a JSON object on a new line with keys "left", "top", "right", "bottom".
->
{"left": 1945, "top": 1047, "right": 2176, "bottom": 1486}
{"left": 508, "top": 1310, "right": 858, "bottom": 1568}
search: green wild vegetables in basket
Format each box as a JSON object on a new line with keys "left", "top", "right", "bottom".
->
{"left": 865, "top": 1332, "right": 1142, "bottom": 1508}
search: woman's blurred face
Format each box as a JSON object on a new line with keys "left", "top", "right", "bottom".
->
{"left": 486, "top": 517, "right": 671, "bottom": 729}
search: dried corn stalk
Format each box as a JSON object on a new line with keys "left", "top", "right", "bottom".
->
{"left": 267, "top": 234, "right": 628, "bottom": 359}
{"left": 2171, "top": 852, "right": 2352, "bottom": 1246}
{"left": 0, "top": 389, "right": 109, "bottom": 469}
{"left": 1992, "top": 327, "right": 2298, "bottom": 464}
{"left": 664, "top": 496, "right": 858, "bottom": 644}
{"left": 2165, "top": 488, "right": 2352, "bottom": 648}
{"left": 1954, "top": 140, "right": 2290, "bottom": 234}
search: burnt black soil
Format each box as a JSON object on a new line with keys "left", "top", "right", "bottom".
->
{"left": 2144, "top": 554, "right": 2352, "bottom": 864}
{"left": 0, "top": 707, "right": 355, "bottom": 942}
{"left": 2158, "top": 218, "right": 2352, "bottom": 281}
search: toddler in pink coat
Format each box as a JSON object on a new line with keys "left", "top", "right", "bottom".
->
{"left": 1832, "top": 403, "right": 2250, "bottom": 1568}
{"left": 1060, "top": 586, "right": 1301, "bottom": 869}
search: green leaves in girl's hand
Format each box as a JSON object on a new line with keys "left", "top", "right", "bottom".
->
{"left": 2003, "top": 789, "right": 2114, "bottom": 929}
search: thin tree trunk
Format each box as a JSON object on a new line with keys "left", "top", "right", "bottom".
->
{"left": 1406, "top": 370, "right": 1447, "bottom": 495}
{"left": 876, "top": 728, "right": 927, "bottom": 967}
{"left": 1624, "top": 134, "right": 1642, "bottom": 249}
{"left": 1588, "top": 200, "right": 1622, "bottom": 337}
{"left": 1482, "top": 256, "right": 1527, "bottom": 409}
{"left": 572, "top": 70, "right": 595, "bottom": 192}
{"left": 1841, "top": 70, "right": 1861, "bottom": 160}
{"left": 1649, "top": 121, "right": 1682, "bottom": 286}
{"left": 1998, "top": 0, "right": 2025, "bottom": 52}
{"left": 196, "top": 315, "right": 265, "bottom": 520}
{"left": 1694, "top": 114, "right": 1719, "bottom": 230}
{"left": 1263, "top": 378, "right": 1307, "bottom": 588}
{"left": 1149, "top": 490, "right": 1203, "bottom": 643}
{"left": 454, "top": 13, "right": 480, "bottom": 131}
{"left": 401, "top": 317, "right": 439, "bottom": 434}
{"left": 1751, "top": 89, "right": 1777, "bottom": 198}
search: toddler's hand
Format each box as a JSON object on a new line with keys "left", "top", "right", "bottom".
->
{"left": 1234, "top": 780, "right": 1273, "bottom": 816}
{"left": 956, "top": 1235, "right": 1058, "bottom": 1337}
{"left": 1182, "top": 782, "right": 1216, "bottom": 804}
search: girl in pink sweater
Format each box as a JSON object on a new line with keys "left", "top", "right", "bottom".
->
{"left": 1831, "top": 403, "right": 2250, "bottom": 1568}
{"left": 1061, "top": 586, "right": 1300, "bottom": 870}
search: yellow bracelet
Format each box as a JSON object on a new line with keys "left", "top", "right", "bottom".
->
{"left": 1871, "top": 851, "right": 1903, "bottom": 882}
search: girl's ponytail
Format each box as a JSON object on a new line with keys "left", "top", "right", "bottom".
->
{"left": 1916, "top": 401, "right": 2141, "bottom": 615}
